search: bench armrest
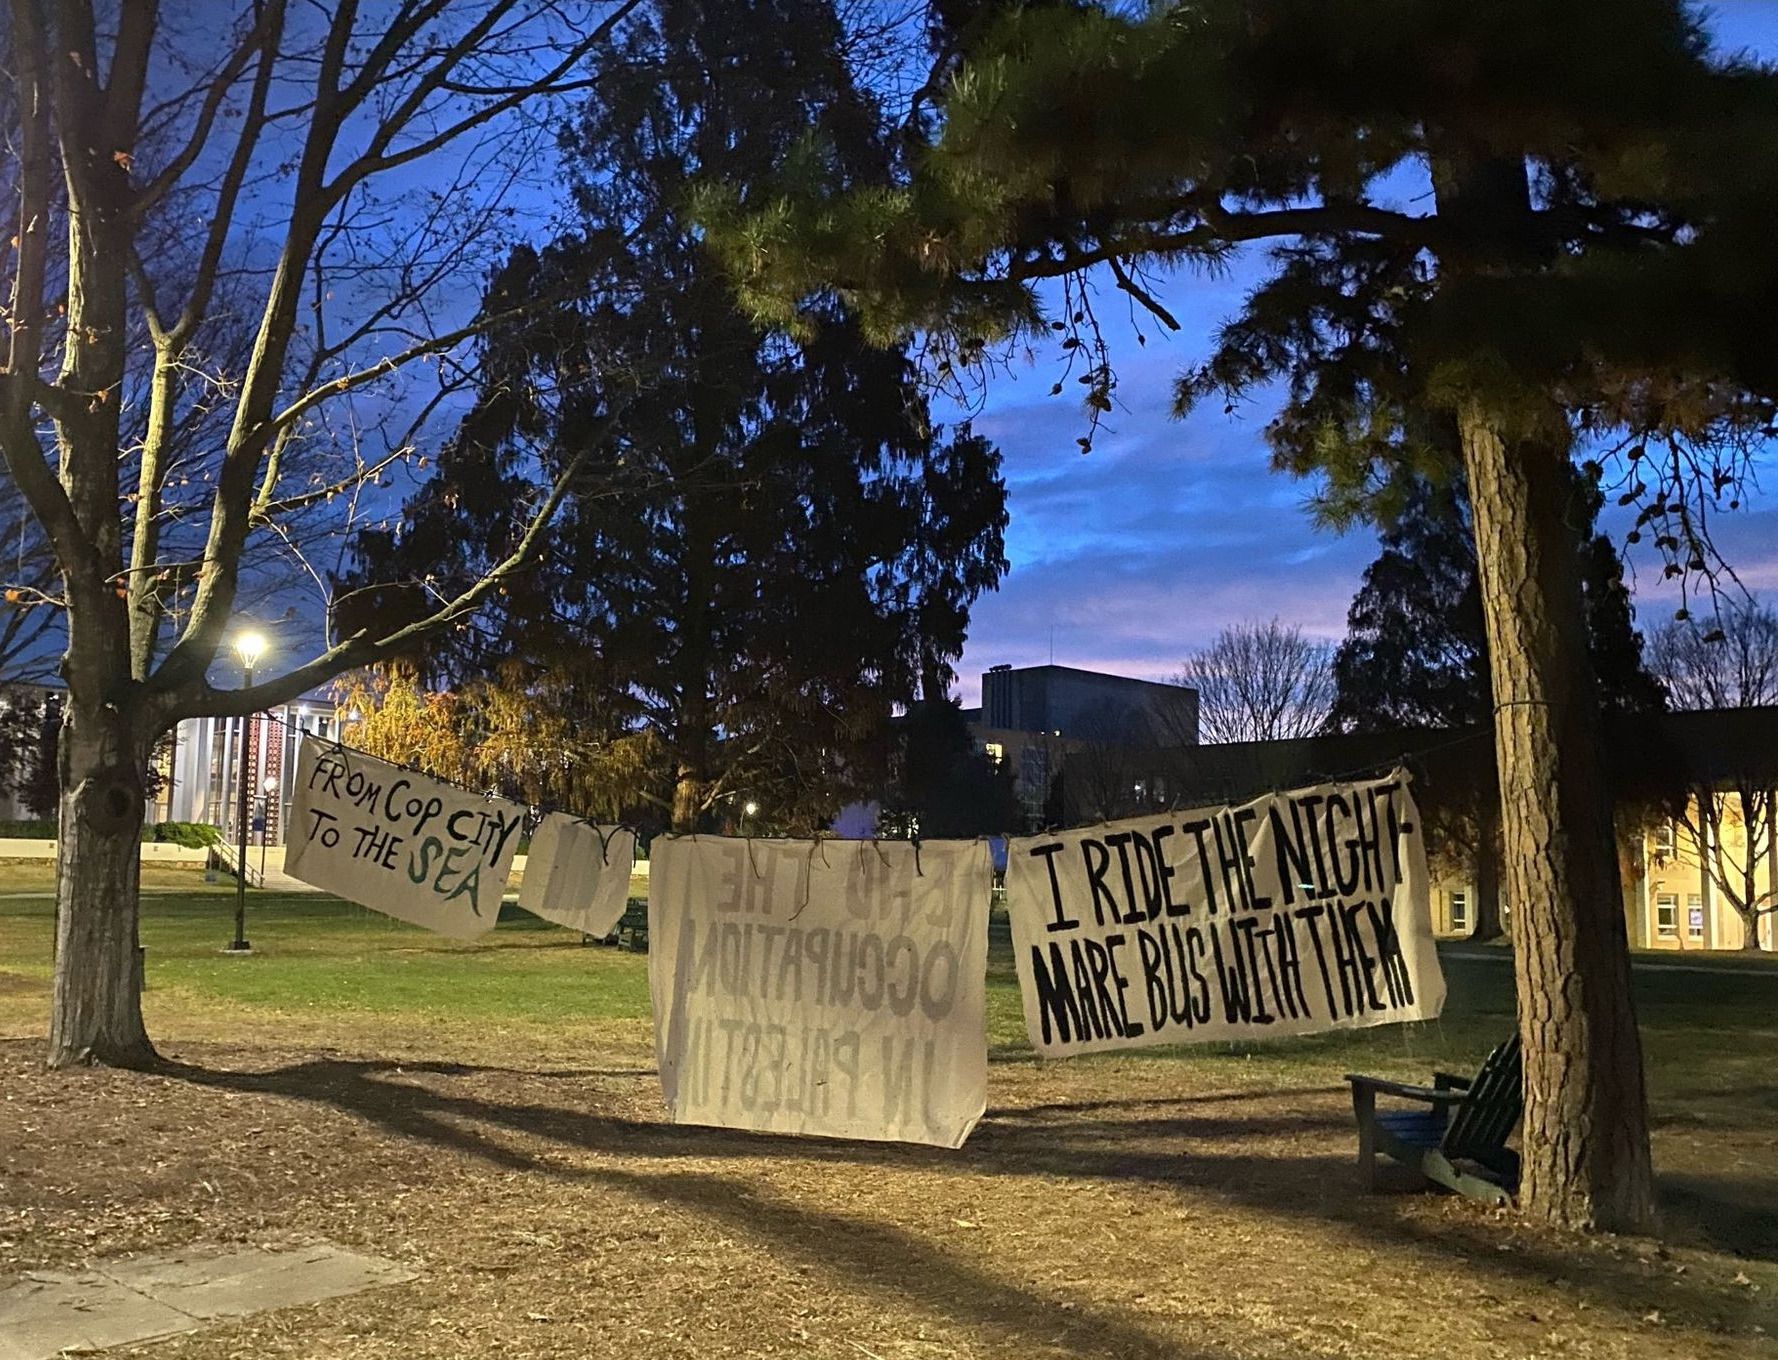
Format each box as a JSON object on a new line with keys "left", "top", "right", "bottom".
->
{"left": 1343, "top": 1074, "right": 1467, "bottom": 1104}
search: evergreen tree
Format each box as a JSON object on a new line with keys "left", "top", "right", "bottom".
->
{"left": 0, "top": 688, "right": 38, "bottom": 809}
{"left": 355, "top": 0, "right": 1008, "bottom": 834}
{"left": 701, "top": 0, "right": 1778, "bottom": 1230}
{"left": 1329, "top": 472, "right": 1664, "bottom": 940}
{"left": 1330, "top": 472, "right": 1664, "bottom": 732}
{"left": 879, "top": 699, "right": 1021, "bottom": 840}
{"left": 21, "top": 693, "right": 60, "bottom": 821}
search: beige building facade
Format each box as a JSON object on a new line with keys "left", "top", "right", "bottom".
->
{"left": 1426, "top": 792, "right": 1775, "bottom": 953}
{"left": 1634, "top": 793, "right": 1774, "bottom": 952}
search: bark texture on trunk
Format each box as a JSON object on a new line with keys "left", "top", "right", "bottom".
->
{"left": 671, "top": 761, "right": 705, "bottom": 835}
{"left": 47, "top": 701, "right": 154, "bottom": 1069}
{"left": 1459, "top": 401, "right": 1656, "bottom": 1233}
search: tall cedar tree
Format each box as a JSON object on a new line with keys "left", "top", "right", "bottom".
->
{"left": 1329, "top": 470, "right": 1666, "bottom": 939}
{"left": 354, "top": 0, "right": 1008, "bottom": 834}
{"left": 702, "top": 0, "right": 1778, "bottom": 1230}
{"left": 879, "top": 698, "right": 1022, "bottom": 840}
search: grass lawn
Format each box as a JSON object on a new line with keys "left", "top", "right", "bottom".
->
{"left": 2, "top": 872, "right": 1776, "bottom": 1359}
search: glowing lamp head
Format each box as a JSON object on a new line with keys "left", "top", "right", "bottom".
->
{"left": 744, "top": 801, "right": 759, "bottom": 817}
{"left": 234, "top": 630, "right": 268, "bottom": 670}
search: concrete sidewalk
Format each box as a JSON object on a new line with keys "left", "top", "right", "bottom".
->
{"left": 0, "top": 1244, "right": 415, "bottom": 1360}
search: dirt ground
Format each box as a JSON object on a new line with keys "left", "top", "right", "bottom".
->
{"left": 4, "top": 1012, "right": 1775, "bottom": 1360}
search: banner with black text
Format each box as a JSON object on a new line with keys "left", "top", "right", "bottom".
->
{"left": 1004, "top": 773, "right": 1444, "bottom": 1057}
{"left": 286, "top": 736, "right": 525, "bottom": 940}
{"left": 649, "top": 837, "right": 992, "bottom": 1148}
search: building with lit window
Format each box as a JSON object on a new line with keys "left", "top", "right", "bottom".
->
{"left": 1639, "top": 792, "right": 1774, "bottom": 952}
{"left": 1057, "top": 705, "right": 1778, "bottom": 954}
{"left": 964, "top": 663, "right": 1197, "bottom": 820}
{"left": 0, "top": 681, "right": 339, "bottom": 848}
{"left": 157, "top": 695, "right": 340, "bottom": 846}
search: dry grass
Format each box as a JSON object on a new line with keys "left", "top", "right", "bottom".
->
{"left": 2, "top": 893, "right": 1776, "bottom": 1359}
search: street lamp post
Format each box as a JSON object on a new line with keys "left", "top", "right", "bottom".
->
{"left": 741, "top": 800, "right": 759, "bottom": 836}
{"left": 228, "top": 630, "right": 267, "bottom": 954}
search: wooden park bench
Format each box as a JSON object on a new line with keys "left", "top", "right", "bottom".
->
{"left": 608, "top": 898, "right": 649, "bottom": 952}
{"left": 1345, "top": 1035, "right": 1523, "bottom": 1206}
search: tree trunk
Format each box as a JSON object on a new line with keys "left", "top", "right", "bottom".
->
{"left": 1471, "top": 797, "right": 1505, "bottom": 942}
{"left": 1741, "top": 835, "right": 1763, "bottom": 950}
{"left": 47, "top": 699, "right": 154, "bottom": 1069}
{"left": 1742, "top": 915, "right": 1764, "bottom": 951}
{"left": 671, "top": 760, "right": 705, "bottom": 835}
{"left": 1458, "top": 401, "right": 1656, "bottom": 1234}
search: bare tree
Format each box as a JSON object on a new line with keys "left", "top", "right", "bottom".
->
{"left": 1174, "top": 619, "right": 1335, "bottom": 745}
{"left": 1, "top": 0, "right": 644, "bottom": 1068}
{"left": 1056, "top": 710, "right": 1165, "bottom": 825}
{"left": 1649, "top": 601, "right": 1778, "bottom": 712}
{"left": 1649, "top": 601, "right": 1778, "bottom": 951}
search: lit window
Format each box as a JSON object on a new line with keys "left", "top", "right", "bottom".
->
{"left": 983, "top": 741, "right": 1005, "bottom": 766}
{"left": 1656, "top": 893, "right": 1679, "bottom": 937}
{"left": 1687, "top": 894, "right": 1705, "bottom": 940}
{"left": 1449, "top": 890, "right": 1469, "bottom": 933}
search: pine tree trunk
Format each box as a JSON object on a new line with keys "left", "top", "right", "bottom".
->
{"left": 670, "top": 683, "right": 711, "bottom": 835}
{"left": 1471, "top": 798, "right": 1505, "bottom": 942}
{"left": 1458, "top": 400, "right": 1656, "bottom": 1234}
{"left": 47, "top": 698, "right": 155, "bottom": 1069}
{"left": 671, "top": 762, "right": 704, "bottom": 835}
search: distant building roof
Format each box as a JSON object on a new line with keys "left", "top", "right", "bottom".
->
{"left": 1137, "top": 705, "right": 1778, "bottom": 810}
{"left": 979, "top": 662, "right": 1195, "bottom": 744}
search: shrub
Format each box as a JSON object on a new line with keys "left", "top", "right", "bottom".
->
{"left": 146, "top": 821, "right": 223, "bottom": 849}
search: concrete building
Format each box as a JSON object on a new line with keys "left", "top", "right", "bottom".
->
{"left": 157, "top": 697, "right": 340, "bottom": 847}
{"left": 962, "top": 663, "right": 1197, "bottom": 820}
{"left": 0, "top": 679, "right": 338, "bottom": 849}
{"left": 831, "top": 662, "right": 1198, "bottom": 837}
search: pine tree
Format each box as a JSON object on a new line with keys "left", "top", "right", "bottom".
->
{"left": 702, "top": 0, "right": 1778, "bottom": 1230}
{"left": 880, "top": 699, "right": 1022, "bottom": 840}
{"left": 354, "top": 0, "right": 1008, "bottom": 834}
{"left": 1329, "top": 471, "right": 1665, "bottom": 938}
{"left": 21, "top": 693, "right": 60, "bottom": 821}
{"left": 1332, "top": 469, "right": 1664, "bottom": 729}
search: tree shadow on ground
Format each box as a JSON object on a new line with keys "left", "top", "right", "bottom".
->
{"left": 1661, "top": 1175, "right": 1778, "bottom": 1259}
{"left": 138, "top": 1055, "right": 1239, "bottom": 1359}
{"left": 593, "top": 1166, "right": 1217, "bottom": 1360}
{"left": 985, "top": 1088, "right": 1344, "bottom": 1119}
{"left": 154, "top": 1054, "right": 1777, "bottom": 1341}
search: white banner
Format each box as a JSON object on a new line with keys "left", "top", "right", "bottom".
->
{"left": 518, "top": 814, "right": 637, "bottom": 938}
{"left": 286, "top": 737, "right": 525, "bottom": 940}
{"left": 649, "top": 837, "right": 992, "bottom": 1148}
{"left": 1004, "top": 772, "right": 1445, "bottom": 1057}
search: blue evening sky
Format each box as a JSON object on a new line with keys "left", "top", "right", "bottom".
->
{"left": 945, "top": 2, "right": 1778, "bottom": 705}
